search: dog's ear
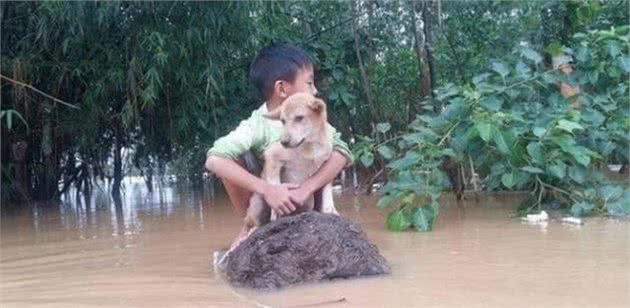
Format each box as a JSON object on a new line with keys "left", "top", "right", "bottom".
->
{"left": 308, "top": 98, "right": 326, "bottom": 113}
{"left": 263, "top": 108, "right": 281, "bottom": 120}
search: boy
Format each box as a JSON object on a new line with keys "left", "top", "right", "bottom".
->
{"left": 204, "top": 43, "right": 352, "bottom": 243}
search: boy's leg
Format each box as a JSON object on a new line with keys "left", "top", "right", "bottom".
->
{"left": 221, "top": 151, "right": 262, "bottom": 218}
{"left": 218, "top": 151, "right": 263, "bottom": 253}
{"left": 223, "top": 177, "right": 252, "bottom": 218}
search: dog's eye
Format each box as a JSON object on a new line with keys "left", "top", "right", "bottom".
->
{"left": 295, "top": 116, "right": 304, "bottom": 122}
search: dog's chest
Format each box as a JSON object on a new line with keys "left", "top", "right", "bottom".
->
{"left": 281, "top": 146, "right": 332, "bottom": 182}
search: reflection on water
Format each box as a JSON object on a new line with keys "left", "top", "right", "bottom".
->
{"left": 1, "top": 181, "right": 629, "bottom": 307}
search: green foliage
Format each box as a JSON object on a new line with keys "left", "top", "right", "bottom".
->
{"left": 364, "top": 25, "right": 629, "bottom": 230}
{"left": 1, "top": 0, "right": 627, "bottom": 221}
{"left": 386, "top": 208, "right": 412, "bottom": 232}
{"left": 0, "top": 109, "right": 28, "bottom": 130}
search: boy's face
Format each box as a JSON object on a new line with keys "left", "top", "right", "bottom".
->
{"left": 281, "top": 65, "right": 318, "bottom": 98}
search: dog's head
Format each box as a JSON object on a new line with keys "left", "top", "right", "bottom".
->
{"left": 264, "top": 93, "right": 327, "bottom": 148}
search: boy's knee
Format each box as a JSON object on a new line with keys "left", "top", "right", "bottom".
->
{"left": 205, "top": 154, "right": 250, "bottom": 174}
{"left": 205, "top": 155, "right": 223, "bottom": 173}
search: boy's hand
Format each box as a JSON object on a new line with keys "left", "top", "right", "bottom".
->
{"left": 263, "top": 183, "right": 300, "bottom": 216}
{"left": 288, "top": 186, "right": 312, "bottom": 207}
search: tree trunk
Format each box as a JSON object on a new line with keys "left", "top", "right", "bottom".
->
{"left": 38, "top": 105, "right": 58, "bottom": 199}
{"left": 350, "top": 0, "right": 379, "bottom": 124}
{"left": 112, "top": 128, "right": 123, "bottom": 199}
{"left": 411, "top": 1, "right": 434, "bottom": 103}
{"left": 11, "top": 141, "right": 30, "bottom": 202}
{"left": 422, "top": 1, "right": 436, "bottom": 99}
{"left": 58, "top": 154, "right": 80, "bottom": 197}
{"left": 365, "top": 0, "right": 376, "bottom": 64}
{"left": 145, "top": 162, "right": 154, "bottom": 193}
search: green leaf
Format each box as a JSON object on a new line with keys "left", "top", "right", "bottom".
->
{"left": 608, "top": 66, "right": 621, "bottom": 78}
{"left": 332, "top": 69, "right": 343, "bottom": 80}
{"left": 436, "top": 85, "right": 459, "bottom": 100}
{"left": 377, "top": 145, "right": 394, "bottom": 160}
{"left": 415, "top": 127, "right": 439, "bottom": 141}
{"left": 576, "top": 46, "right": 590, "bottom": 63}
{"left": 551, "top": 134, "right": 577, "bottom": 153}
{"left": 599, "top": 185, "right": 623, "bottom": 203}
{"left": 582, "top": 109, "right": 605, "bottom": 126}
{"left": 544, "top": 42, "right": 564, "bottom": 57}
{"left": 376, "top": 194, "right": 395, "bottom": 209}
{"left": 513, "top": 171, "right": 532, "bottom": 187}
{"left": 412, "top": 205, "right": 436, "bottom": 232}
{"left": 515, "top": 61, "right": 531, "bottom": 77}
{"left": 400, "top": 192, "right": 416, "bottom": 205}
{"left": 360, "top": 151, "right": 374, "bottom": 167}
{"left": 533, "top": 127, "right": 546, "bottom": 138}
{"left": 0, "top": 109, "right": 28, "bottom": 130}
{"left": 493, "top": 130, "right": 510, "bottom": 155}
{"left": 386, "top": 209, "right": 412, "bottom": 231}
{"left": 491, "top": 62, "right": 510, "bottom": 78}
{"left": 387, "top": 151, "right": 420, "bottom": 170}
{"left": 418, "top": 115, "right": 433, "bottom": 123}
{"left": 607, "top": 40, "right": 622, "bottom": 58}
{"left": 521, "top": 166, "right": 544, "bottom": 174}
{"left": 501, "top": 172, "right": 515, "bottom": 189}
{"left": 607, "top": 192, "right": 630, "bottom": 216}
{"left": 6, "top": 110, "right": 12, "bottom": 129}
{"left": 438, "top": 149, "right": 457, "bottom": 161}
{"left": 526, "top": 142, "right": 544, "bottom": 164}
{"left": 480, "top": 96, "right": 503, "bottom": 111}
{"left": 574, "top": 152, "right": 591, "bottom": 167}
{"left": 548, "top": 163, "right": 567, "bottom": 179}
{"left": 556, "top": 119, "right": 584, "bottom": 133}
{"left": 521, "top": 47, "right": 543, "bottom": 64}
{"left": 472, "top": 73, "right": 491, "bottom": 85}
{"left": 589, "top": 71, "right": 600, "bottom": 84}
{"left": 376, "top": 122, "right": 391, "bottom": 133}
{"left": 542, "top": 72, "right": 560, "bottom": 84}
{"left": 476, "top": 122, "right": 492, "bottom": 142}
{"left": 570, "top": 202, "right": 595, "bottom": 217}
{"left": 618, "top": 57, "right": 630, "bottom": 73}
{"left": 569, "top": 166, "right": 586, "bottom": 184}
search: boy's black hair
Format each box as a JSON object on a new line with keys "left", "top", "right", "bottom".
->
{"left": 249, "top": 43, "right": 313, "bottom": 100}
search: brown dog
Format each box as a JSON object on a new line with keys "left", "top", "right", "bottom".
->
{"left": 217, "top": 93, "right": 339, "bottom": 267}
{"left": 244, "top": 93, "right": 338, "bottom": 231}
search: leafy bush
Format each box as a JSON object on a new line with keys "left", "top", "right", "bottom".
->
{"left": 357, "top": 26, "right": 630, "bottom": 231}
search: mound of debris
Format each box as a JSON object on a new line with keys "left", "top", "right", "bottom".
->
{"left": 223, "top": 211, "right": 390, "bottom": 289}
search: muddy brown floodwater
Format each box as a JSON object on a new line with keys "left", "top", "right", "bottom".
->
{"left": 1, "top": 183, "right": 629, "bottom": 307}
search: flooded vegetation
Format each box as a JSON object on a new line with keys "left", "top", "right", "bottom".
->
{"left": 2, "top": 184, "right": 628, "bottom": 307}
{"left": 2, "top": 1, "right": 629, "bottom": 306}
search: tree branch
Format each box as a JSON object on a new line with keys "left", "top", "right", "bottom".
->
{"left": 0, "top": 74, "right": 80, "bottom": 110}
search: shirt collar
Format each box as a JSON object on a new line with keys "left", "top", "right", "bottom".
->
{"left": 260, "top": 103, "right": 282, "bottom": 128}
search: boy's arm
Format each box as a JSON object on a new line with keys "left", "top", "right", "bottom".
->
{"left": 205, "top": 115, "right": 298, "bottom": 215}
{"left": 288, "top": 151, "right": 348, "bottom": 206}
{"left": 289, "top": 125, "right": 352, "bottom": 205}
{"left": 205, "top": 156, "right": 297, "bottom": 215}
{"left": 330, "top": 124, "right": 354, "bottom": 167}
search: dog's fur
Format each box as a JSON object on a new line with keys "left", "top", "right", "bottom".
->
{"left": 244, "top": 93, "right": 338, "bottom": 231}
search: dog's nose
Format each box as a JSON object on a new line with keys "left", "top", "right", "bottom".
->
{"left": 281, "top": 140, "right": 290, "bottom": 147}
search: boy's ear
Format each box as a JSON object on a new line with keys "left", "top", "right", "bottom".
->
{"left": 274, "top": 80, "right": 288, "bottom": 98}
{"left": 264, "top": 108, "right": 281, "bottom": 120}
{"left": 308, "top": 98, "right": 326, "bottom": 113}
